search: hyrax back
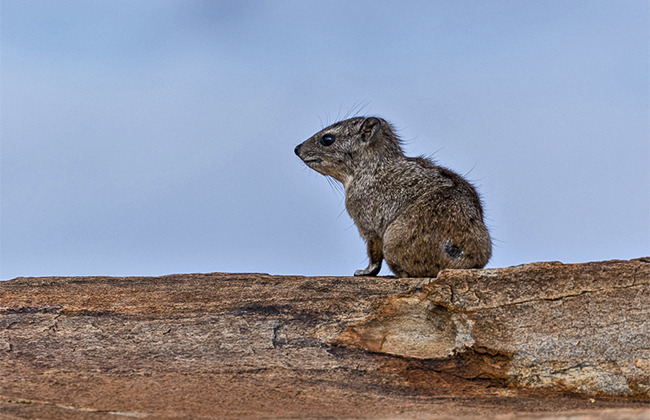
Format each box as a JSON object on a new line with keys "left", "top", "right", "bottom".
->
{"left": 294, "top": 116, "right": 491, "bottom": 278}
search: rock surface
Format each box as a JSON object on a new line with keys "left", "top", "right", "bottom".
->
{"left": 336, "top": 259, "right": 650, "bottom": 397}
{"left": 1, "top": 259, "right": 649, "bottom": 419}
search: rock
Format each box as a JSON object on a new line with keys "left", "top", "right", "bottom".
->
{"left": 1, "top": 260, "right": 649, "bottom": 419}
{"left": 336, "top": 259, "right": 650, "bottom": 398}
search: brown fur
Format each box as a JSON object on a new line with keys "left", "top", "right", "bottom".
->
{"left": 294, "top": 117, "right": 492, "bottom": 278}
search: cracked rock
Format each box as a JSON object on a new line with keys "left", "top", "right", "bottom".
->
{"left": 1, "top": 259, "right": 649, "bottom": 419}
{"left": 334, "top": 258, "right": 650, "bottom": 397}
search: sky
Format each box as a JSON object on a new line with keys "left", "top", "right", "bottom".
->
{"left": 1, "top": 0, "right": 648, "bottom": 280}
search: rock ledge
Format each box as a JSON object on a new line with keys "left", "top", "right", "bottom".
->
{"left": 1, "top": 259, "right": 649, "bottom": 419}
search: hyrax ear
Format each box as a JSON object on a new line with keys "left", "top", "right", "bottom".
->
{"left": 360, "top": 117, "right": 381, "bottom": 142}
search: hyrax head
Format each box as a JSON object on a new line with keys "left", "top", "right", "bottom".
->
{"left": 294, "top": 117, "right": 397, "bottom": 184}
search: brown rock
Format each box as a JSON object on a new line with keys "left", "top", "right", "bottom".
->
{"left": 335, "top": 259, "right": 650, "bottom": 398}
{"left": 1, "top": 260, "right": 649, "bottom": 419}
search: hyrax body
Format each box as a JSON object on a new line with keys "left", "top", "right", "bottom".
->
{"left": 294, "top": 117, "right": 491, "bottom": 278}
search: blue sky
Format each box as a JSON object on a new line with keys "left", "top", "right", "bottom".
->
{"left": 1, "top": 0, "right": 648, "bottom": 280}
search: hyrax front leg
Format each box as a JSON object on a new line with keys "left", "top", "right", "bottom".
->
{"left": 354, "top": 236, "right": 383, "bottom": 276}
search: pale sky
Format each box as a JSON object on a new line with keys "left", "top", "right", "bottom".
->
{"left": 1, "top": 0, "right": 648, "bottom": 280}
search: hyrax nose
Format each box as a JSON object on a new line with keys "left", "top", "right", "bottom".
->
{"left": 294, "top": 144, "right": 302, "bottom": 156}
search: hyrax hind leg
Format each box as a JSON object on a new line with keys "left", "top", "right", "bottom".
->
{"left": 382, "top": 199, "right": 465, "bottom": 278}
{"left": 383, "top": 203, "right": 491, "bottom": 278}
{"left": 354, "top": 235, "right": 383, "bottom": 276}
{"left": 382, "top": 216, "right": 444, "bottom": 278}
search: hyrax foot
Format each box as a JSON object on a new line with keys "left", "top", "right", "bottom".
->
{"left": 354, "top": 262, "right": 381, "bottom": 277}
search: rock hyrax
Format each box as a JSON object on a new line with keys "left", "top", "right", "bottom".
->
{"left": 294, "top": 116, "right": 492, "bottom": 278}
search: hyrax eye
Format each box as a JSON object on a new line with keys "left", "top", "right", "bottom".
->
{"left": 320, "top": 134, "right": 335, "bottom": 146}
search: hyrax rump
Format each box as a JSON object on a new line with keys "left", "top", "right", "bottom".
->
{"left": 294, "top": 116, "right": 492, "bottom": 278}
